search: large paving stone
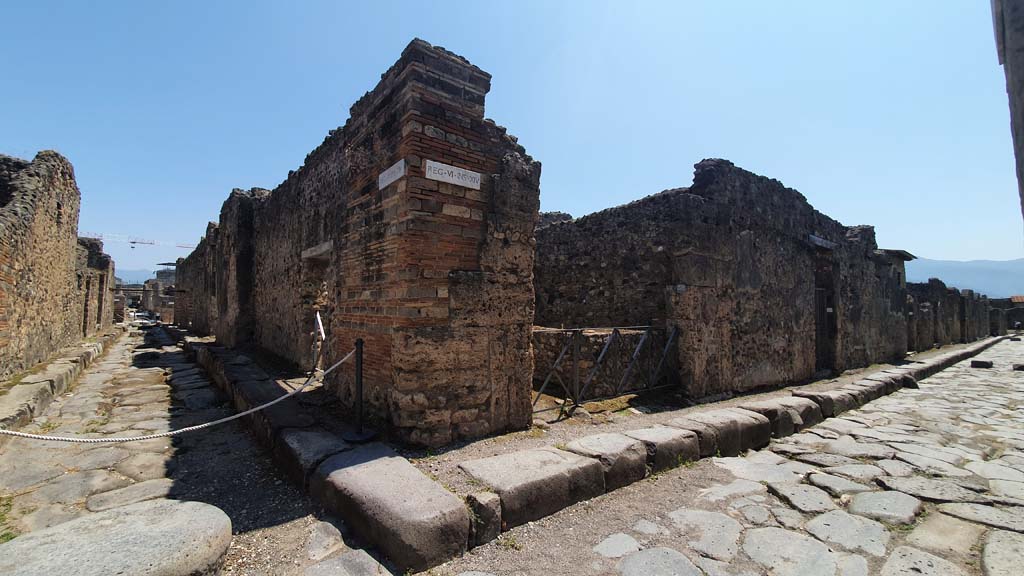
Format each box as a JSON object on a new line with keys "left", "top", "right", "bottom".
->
{"left": 983, "top": 530, "right": 1024, "bottom": 576}
{"left": 467, "top": 492, "right": 501, "bottom": 547}
{"left": 274, "top": 427, "right": 351, "bottom": 488}
{"left": 937, "top": 503, "right": 1024, "bottom": 532}
{"left": 808, "top": 472, "right": 875, "bottom": 497}
{"left": 849, "top": 491, "right": 922, "bottom": 525}
{"left": 668, "top": 508, "right": 742, "bottom": 561}
{"left": 304, "top": 548, "right": 389, "bottom": 576}
{"left": 888, "top": 442, "right": 966, "bottom": 466}
{"left": 593, "top": 533, "right": 641, "bottom": 558}
{"left": 22, "top": 470, "right": 131, "bottom": 506}
{"left": 713, "top": 456, "right": 804, "bottom": 484}
{"left": 743, "top": 527, "right": 837, "bottom": 576}
{"left": 768, "top": 482, "right": 837, "bottom": 513}
{"left": 0, "top": 499, "right": 231, "bottom": 576}
{"left": 825, "top": 464, "right": 885, "bottom": 482}
{"left": 565, "top": 433, "right": 647, "bottom": 490}
{"left": 459, "top": 447, "right": 603, "bottom": 528}
{"left": 965, "top": 460, "right": 1024, "bottom": 483}
{"left": 115, "top": 451, "right": 175, "bottom": 481}
{"left": 313, "top": 443, "right": 469, "bottom": 571}
{"left": 906, "top": 513, "right": 985, "bottom": 557}
{"left": 824, "top": 436, "right": 895, "bottom": 460}
{"left": 305, "top": 520, "right": 345, "bottom": 562}
{"left": 617, "top": 547, "right": 702, "bottom": 576}
{"left": 805, "top": 509, "right": 889, "bottom": 557}
{"left": 895, "top": 452, "right": 972, "bottom": 477}
{"left": 875, "top": 476, "right": 990, "bottom": 504}
{"left": 85, "top": 478, "right": 173, "bottom": 512}
{"left": 796, "top": 453, "right": 861, "bottom": 468}
{"left": 880, "top": 546, "right": 966, "bottom": 576}
{"left": 622, "top": 426, "right": 699, "bottom": 471}
{"left": 990, "top": 479, "right": 1024, "bottom": 500}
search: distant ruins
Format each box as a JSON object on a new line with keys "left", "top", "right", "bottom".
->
{"left": 0, "top": 152, "right": 115, "bottom": 379}
{"left": 176, "top": 39, "right": 1005, "bottom": 447}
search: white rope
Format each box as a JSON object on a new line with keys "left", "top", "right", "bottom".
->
{"left": 0, "top": 349, "right": 355, "bottom": 444}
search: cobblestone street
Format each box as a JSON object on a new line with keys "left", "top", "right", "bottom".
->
{"left": 0, "top": 328, "right": 377, "bottom": 575}
{"left": 441, "top": 339, "right": 1024, "bottom": 576}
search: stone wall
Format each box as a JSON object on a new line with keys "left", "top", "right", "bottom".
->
{"left": 175, "top": 39, "right": 541, "bottom": 446}
{"left": 993, "top": 0, "right": 1024, "bottom": 223}
{"left": 535, "top": 160, "right": 914, "bottom": 400}
{"left": 906, "top": 280, "right": 995, "bottom": 349}
{"left": 0, "top": 151, "right": 115, "bottom": 379}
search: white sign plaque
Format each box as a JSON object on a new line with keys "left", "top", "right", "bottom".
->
{"left": 424, "top": 159, "right": 481, "bottom": 190}
{"left": 377, "top": 159, "right": 406, "bottom": 190}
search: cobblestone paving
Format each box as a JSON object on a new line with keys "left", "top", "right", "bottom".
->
{"left": 442, "top": 339, "right": 1024, "bottom": 576}
{"left": 0, "top": 327, "right": 377, "bottom": 575}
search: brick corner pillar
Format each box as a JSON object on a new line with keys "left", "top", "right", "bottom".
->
{"left": 333, "top": 39, "right": 541, "bottom": 447}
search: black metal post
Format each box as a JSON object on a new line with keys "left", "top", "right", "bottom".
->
{"left": 355, "top": 338, "right": 364, "bottom": 434}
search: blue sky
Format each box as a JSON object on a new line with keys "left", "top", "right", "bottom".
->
{"left": 2, "top": 1, "right": 1021, "bottom": 271}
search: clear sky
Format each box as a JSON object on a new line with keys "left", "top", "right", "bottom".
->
{"left": 2, "top": 1, "right": 1022, "bottom": 271}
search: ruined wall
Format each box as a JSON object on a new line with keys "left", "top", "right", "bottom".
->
{"left": 177, "top": 39, "right": 540, "bottom": 446}
{"left": 991, "top": 307, "right": 1008, "bottom": 336}
{"left": 535, "top": 160, "right": 911, "bottom": 400}
{"left": 0, "top": 152, "right": 114, "bottom": 379}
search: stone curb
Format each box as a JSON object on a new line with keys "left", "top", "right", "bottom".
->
{"left": 458, "top": 336, "right": 1010, "bottom": 549}
{"left": 171, "top": 329, "right": 468, "bottom": 572}
{"left": 175, "top": 328, "right": 1007, "bottom": 570}
{"left": 0, "top": 327, "right": 125, "bottom": 448}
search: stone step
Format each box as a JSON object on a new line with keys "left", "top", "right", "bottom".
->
{"left": 311, "top": 443, "right": 469, "bottom": 572}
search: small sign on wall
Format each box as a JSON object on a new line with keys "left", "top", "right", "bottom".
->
{"left": 424, "top": 159, "right": 481, "bottom": 190}
{"left": 378, "top": 159, "right": 406, "bottom": 190}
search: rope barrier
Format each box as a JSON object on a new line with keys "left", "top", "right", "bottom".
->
{"left": 0, "top": 348, "right": 355, "bottom": 444}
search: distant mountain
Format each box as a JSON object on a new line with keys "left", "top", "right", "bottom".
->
{"left": 116, "top": 269, "right": 155, "bottom": 284}
{"left": 906, "top": 258, "right": 1024, "bottom": 298}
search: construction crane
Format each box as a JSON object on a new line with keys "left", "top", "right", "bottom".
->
{"left": 79, "top": 232, "right": 196, "bottom": 250}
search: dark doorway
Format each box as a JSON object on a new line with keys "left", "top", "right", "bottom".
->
{"left": 814, "top": 255, "right": 837, "bottom": 374}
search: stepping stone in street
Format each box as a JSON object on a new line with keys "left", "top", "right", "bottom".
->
{"left": 594, "top": 533, "right": 642, "bottom": 558}
{"left": 880, "top": 546, "right": 966, "bottom": 576}
{"left": 668, "top": 508, "right": 742, "bottom": 561}
{"left": 808, "top": 472, "right": 875, "bottom": 497}
{"left": 767, "top": 483, "right": 836, "bottom": 514}
{"left": 906, "top": 513, "right": 985, "bottom": 557}
{"left": 970, "top": 360, "right": 993, "bottom": 369}
{"left": 983, "top": 530, "right": 1024, "bottom": 576}
{"left": 617, "top": 547, "right": 702, "bottom": 576}
{"left": 848, "top": 491, "right": 922, "bottom": 525}
{"left": 805, "top": 509, "right": 889, "bottom": 557}
{"left": 742, "top": 527, "right": 838, "bottom": 576}
{"left": 937, "top": 503, "right": 1024, "bottom": 533}
{"left": 875, "top": 476, "right": 989, "bottom": 504}
{"left": 0, "top": 499, "right": 231, "bottom": 576}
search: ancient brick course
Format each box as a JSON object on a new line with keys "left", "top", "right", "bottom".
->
{"left": 0, "top": 151, "right": 115, "bottom": 379}
{"left": 176, "top": 39, "right": 540, "bottom": 446}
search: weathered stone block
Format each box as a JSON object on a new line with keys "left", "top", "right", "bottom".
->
{"left": 459, "top": 447, "right": 604, "bottom": 528}
{"left": 738, "top": 399, "right": 798, "bottom": 438}
{"left": 311, "top": 443, "right": 469, "bottom": 571}
{"left": 274, "top": 428, "right": 351, "bottom": 488}
{"left": 971, "top": 360, "right": 994, "bottom": 369}
{"left": 664, "top": 416, "right": 719, "bottom": 457}
{"left": 467, "top": 491, "right": 501, "bottom": 546}
{"left": 565, "top": 432, "right": 648, "bottom": 490}
{"left": 623, "top": 426, "right": 700, "bottom": 471}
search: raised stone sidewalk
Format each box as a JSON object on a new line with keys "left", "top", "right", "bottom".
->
{"left": 442, "top": 337, "right": 1024, "bottom": 575}
{"left": 0, "top": 328, "right": 123, "bottom": 447}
